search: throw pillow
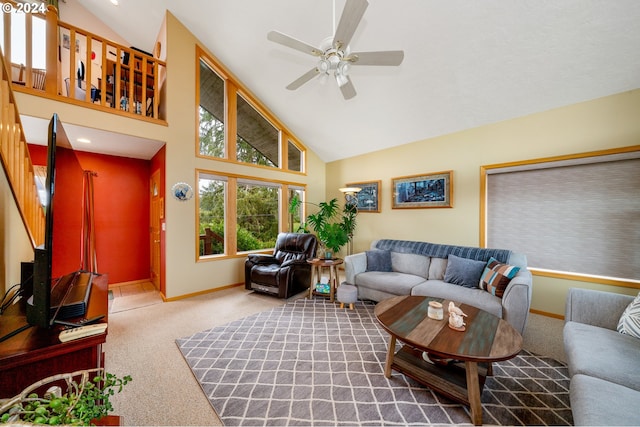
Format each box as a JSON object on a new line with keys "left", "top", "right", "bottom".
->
{"left": 617, "top": 292, "right": 640, "bottom": 339}
{"left": 428, "top": 258, "right": 448, "bottom": 280}
{"left": 443, "top": 254, "right": 486, "bottom": 288}
{"left": 365, "top": 250, "right": 392, "bottom": 272}
{"left": 391, "top": 252, "right": 430, "bottom": 278}
{"left": 479, "top": 257, "right": 521, "bottom": 298}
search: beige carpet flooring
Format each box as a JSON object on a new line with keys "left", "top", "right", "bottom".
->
{"left": 105, "top": 286, "right": 565, "bottom": 426}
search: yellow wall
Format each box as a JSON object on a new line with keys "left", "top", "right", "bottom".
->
{"left": 161, "top": 12, "right": 326, "bottom": 299}
{"left": 326, "top": 89, "right": 640, "bottom": 316}
{"left": 4, "top": 12, "right": 325, "bottom": 299}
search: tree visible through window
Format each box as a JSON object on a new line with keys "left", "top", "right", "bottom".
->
{"left": 199, "top": 107, "right": 224, "bottom": 158}
{"left": 236, "top": 181, "right": 279, "bottom": 251}
{"left": 198, "top": 175, "right": 225, "bottom": 256}
{"left": 199, "top": 59, "right": 225, "bottom": 158}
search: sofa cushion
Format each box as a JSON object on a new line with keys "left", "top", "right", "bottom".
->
{"left": 355, "top": 271, "right": 425, "bottom": 296}
{"left": 479, "top": 257, "right": 521, "bottom": 298}
{"left": 411, "top": 280, "right": 503, "bottom": 319}
{"left": 365, "top": 250, "right": 392, "bottom": 272}
{"left": 617, "top": 291, "right": 640, "bottom": 339}
{"left": 428, "top": 258, "right": 447, "bottom": 280}
{"left": 570, "top": 374, "right": 640, "bottom": 426}
{"left": 443, "top": 254, "right": 486, "bottom": 288}
{"left": 391, "top": 252, "right": 430, "bottom": 278}
{"left": 564, "top": 321, "right": 640, "bottom": 391}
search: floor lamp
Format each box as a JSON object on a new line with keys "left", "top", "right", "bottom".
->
{"left": 339, "top": 186, "right": 361, "bottom": 256}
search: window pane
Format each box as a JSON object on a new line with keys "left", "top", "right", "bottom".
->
{"left": 287, "top": 140, "right": 303, "bottom": 172}
{"left": 288, "top": 187, "right": 305, "bottom": 232}
{"left": 31, "top": 16, "right": 46, "bottom": 69}
{"left": 237, "top": 94, "right": 278, "bottom": 167}
{"left": 10, "top": 12, "right": 25, "bottom": 64}
{"left": 199, "top": 60, "right": 225, "bottom": 158}
{"left": 237, "top": 182, "right": 279, "bottom": 251}
{"left": 198, "top": 175, "right": 226, "bottom": 256}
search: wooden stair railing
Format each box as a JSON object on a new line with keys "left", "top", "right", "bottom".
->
{"left": 0, "top": 47, "right": 45, "bottom": 249}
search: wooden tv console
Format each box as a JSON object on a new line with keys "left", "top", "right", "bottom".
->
{"left": 0, "top": 274, "right": 108, "bottom": 398}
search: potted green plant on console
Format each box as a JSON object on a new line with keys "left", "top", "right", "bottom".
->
{"left": 289, "top": 195, "right": 357, "bottom": 259}
{"left": 0, "top": 369, "right": 131, "bottom": 426}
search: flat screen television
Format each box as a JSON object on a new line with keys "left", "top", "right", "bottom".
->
{"left": 26, "top": 114, "right": 94, "bottom": 329}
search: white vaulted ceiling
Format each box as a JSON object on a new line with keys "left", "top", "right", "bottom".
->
{"left": 75, "top": 0, "right": 640, "bottom": 162}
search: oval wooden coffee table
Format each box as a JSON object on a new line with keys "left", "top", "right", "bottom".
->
{"left": 374, "top": 295, "right": 523, "bottom": 426}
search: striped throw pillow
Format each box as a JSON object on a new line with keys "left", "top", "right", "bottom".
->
{"left": 617, "top": 292, "right": 640, "bottom": 339}
{"left": 479, "top": 257, "right": 520, "bottom": 298}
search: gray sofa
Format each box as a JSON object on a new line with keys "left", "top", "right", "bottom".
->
{"left": 344, "top": 239, "right": 532, "bottom": 334}
{"left": 563, "top": 288, "right": 640, "bottom": 426}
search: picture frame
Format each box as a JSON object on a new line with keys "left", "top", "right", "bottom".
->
{"left": 392, "top": 171, "right": 453, "bottom": 209}
{"left": 346, "top": 180, "right": 381, "bottom": 213}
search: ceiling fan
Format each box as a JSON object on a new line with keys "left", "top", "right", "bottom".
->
{"left": 267, "top": 0, "right": 404, "bottom": 100}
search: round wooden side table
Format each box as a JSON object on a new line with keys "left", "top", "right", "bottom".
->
{"left": 306, "top": 258, "right": 344, "bottom": 302}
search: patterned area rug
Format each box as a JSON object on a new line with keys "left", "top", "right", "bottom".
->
{"left": 176, "top": 299, "right": 572, "bottom": 426}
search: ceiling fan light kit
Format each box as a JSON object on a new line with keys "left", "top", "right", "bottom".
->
{"left": 267, "top": 0, "right": 404, "bottom": 100}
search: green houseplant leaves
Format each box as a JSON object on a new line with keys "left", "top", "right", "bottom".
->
{"left": 289, "top": 195, "right": 357, "bottom": 257}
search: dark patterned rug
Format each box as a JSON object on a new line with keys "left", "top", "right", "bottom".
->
{"left": 176, "top": 299, "right": 572, "bottom": 426}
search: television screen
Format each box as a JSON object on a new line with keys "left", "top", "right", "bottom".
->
{"left": 26, "top": 114, "right": 90, "bottom": 328}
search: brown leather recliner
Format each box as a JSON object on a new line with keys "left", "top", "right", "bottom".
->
{"left": 244, "top": 232, "right": 317, "bottom": 298}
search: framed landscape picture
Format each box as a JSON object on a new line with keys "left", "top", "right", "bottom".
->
{"left": 392, "top": 171, "right": 453, "bottom": 209}
{"left": 346, "top": 180, "right": 380, "bottom": 212}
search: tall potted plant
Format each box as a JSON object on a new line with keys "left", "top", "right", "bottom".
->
{"left": 289, "top": 195, "right": 357, "bottom": 259}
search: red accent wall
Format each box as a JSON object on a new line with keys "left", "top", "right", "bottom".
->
{"left": 29, "top": 144, "right": 151, "bottom": 284}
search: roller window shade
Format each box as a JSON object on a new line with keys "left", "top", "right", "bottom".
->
{"left": 486, "top": 157, "right": 640, "bottom": 282}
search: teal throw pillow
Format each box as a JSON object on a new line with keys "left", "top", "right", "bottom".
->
{"left": 479, "top": 257, "right": 521, "bottom": 298}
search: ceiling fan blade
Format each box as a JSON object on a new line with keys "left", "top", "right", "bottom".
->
{"left": 333, "top": 0, "right": 368, "bottom": 50}
{"left": 267, "top": 30, "right": 323, "bottom": 57}
{"left": 339, "top": 76, "right": 357, "bottom": 100}
{"left": 347, "top": 50, "right": 405, "bottom": 66}
{"left": 286, "top": 67, "right": 321, "bottom": 90}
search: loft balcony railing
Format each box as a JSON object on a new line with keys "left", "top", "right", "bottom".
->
{"left": 1, "top": 1, "right": 166, "bottom": 122}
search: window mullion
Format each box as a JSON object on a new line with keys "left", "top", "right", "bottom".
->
{"left": 226, "top": 177, "right": 237, "bottom": 255}
{"left": 226, "top": 80, "right": 237, "bottom": 161}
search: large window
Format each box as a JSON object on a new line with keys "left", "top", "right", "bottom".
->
{"left": 482, "top": 147, "right": 640, "bottom": 287}
{"left": 196, "top": 46, "right": 308, "bottom": 260}
{"left": 197, "top": 47, "right": 305, "bottom": 171}
{"left": 198, "top": 171, "right": 306, "bottom": 259}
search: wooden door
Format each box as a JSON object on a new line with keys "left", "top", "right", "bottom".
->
{"left": 150, "top": 170, "right": 162, "bottom": 290}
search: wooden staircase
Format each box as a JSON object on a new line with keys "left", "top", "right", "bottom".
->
{"left": 0, "top": 49, "right": 45, "bottom": 249}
